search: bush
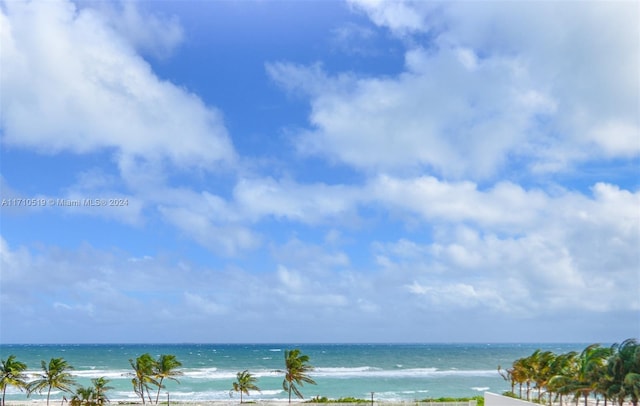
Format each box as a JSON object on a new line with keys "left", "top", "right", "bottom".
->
{"left": 306, "top": 396, "right": 370, "bottom": 403}
{"left": 419, "top": 396, "right": 484, "bottom": 406}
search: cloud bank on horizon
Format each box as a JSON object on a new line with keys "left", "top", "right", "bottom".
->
{"left": 0, "top": 0, "right": 638, "bottom": 344}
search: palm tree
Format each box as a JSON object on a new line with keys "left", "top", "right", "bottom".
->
{"left": 529, "top": 350, "right": 556, "bottom": 402}
{"left": 569, "top": 344, "right": 612, "bottom": 406}
{"left": 507, "top": 341, "right": 639, "bottom": 406}
{"left": 153, "top": 355, "right": 182, "bottom": 405}
{"left": 511, "top": 358, "right": 528, "bottom": 399}
{"left": 498, "top": 365, "right": 516, "bottom": 394}
{"left": 91, "top": 377, "right": 112, "bottom": 406}
{"left": 623, "top": 373, "right": 640, "bottom": 406}
{"left": 607, "top": 339, "right": 640, "bottom": 406}
{"left": 129, "top": 354, "right": 158, "bottom": 405}
{"left": 548, "top": 351, "right": 578, "bottom": 406}
{"left": 70, "top": 386, "right": 96, "bottom": 406}
{"left": 514, "top": 354, "right": 535, "bottom": 401}
{"left": 280, "top": 349, "right": 316, "bottom": 403}
{"left": 1, "top": 355, "right": 28, "bottom": 406}
{"left": 27, "top": 357, "right": 76, "bottom": 406}
{"left": 230, "top": 370, "right": 261, "bottom": 403}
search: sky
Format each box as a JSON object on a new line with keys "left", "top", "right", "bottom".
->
{"left": 0, "top": 0, "right": 639, "bottom": 344}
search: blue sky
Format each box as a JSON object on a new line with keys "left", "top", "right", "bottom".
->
{"left": 0, "top": 0, "right": 638, "bottom": 344}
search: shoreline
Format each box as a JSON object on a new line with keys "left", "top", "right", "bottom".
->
{"left": 5, "top": 399, "right": 476, "bottom": 406}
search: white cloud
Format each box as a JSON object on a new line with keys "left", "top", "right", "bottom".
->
{"left": 275, "top": 265, "right": 350, "bottom": 309}
{"left": 184, "top": 292, "right": 227, "bottom": 316}
{"left": 0, "top": 0, "right": 235, "bottom": 172}
{"left": 272, "top": 239, "right": 350, "bottom": 270}
{"left": 587, "top": 120, "right": 640, "bottom": 158}
{"left": 368, "top": 175, "right": 548, "bottom": 228}
{"left": 277, "top": 265, "right": 305, "bottom": 292}
{"left": 93, "top": 1, "right": 184, "bottom": 59}
{"left": 1, "top": 0, "right": 637, "bottom": 344}
{"left": 269, "top": 47, "right": 556, "bottom": 179}
{"left": 159, "top": 204, "right": 261, "bottom": 256}
{"left": 348, "top": 0, "right": 432, "bottom": 36}
{"left": 372, "top": 178, "right": 640, "bottom": 315}
{"left": 234, "top": 177, "right": 361, "bottom": 224}
{"left": 269, "top": 1, "right": 638, "bottom": 179}
{"left": 406, "top": 281, "right": 507, "bottom": 311}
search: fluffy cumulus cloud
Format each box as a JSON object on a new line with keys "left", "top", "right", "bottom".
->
{"left": 0, "top": 0, "right": 243, "bottom": 253}
{"left": 271, "top": 0, "right": 638, "bottom": 179}
{"left": 1, "top": 0, "right": 638, "bottom": 343}
{"left": 5, "top": 176, "right": 636, "bottom": 340}
{"left": 0, "top": 0, "right": 235, "bottom": 171}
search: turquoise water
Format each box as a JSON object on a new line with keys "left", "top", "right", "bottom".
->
{"left": 0, "top": 343, "right": 586, "bottom": 402}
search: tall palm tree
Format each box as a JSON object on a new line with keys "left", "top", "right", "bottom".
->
{"left": 515, "top": 354, "right": 535, "bottom": 401}
{"left": 129, "top": 354, "right": 158, "bottom": 405}
{"left": 280, "top": 349, "right": 316, "bottom": 403}
{"left": 153, "top": 354, "right": 182, "bottom": 405}
{"left": 607, "top": 339, "right": 640, "bottom": 406}
{"left": 230, "top": 370, "right": 261, "bottom": 403}
{"left": 91, "top": 377, "right": 112, "bottom": 406}
{"left": 27, "top": 357, "right": 76, "bottom": 406}
{"left": 511, "top": 358, "right": 528, "bottom": 399}
{"left": 570, "top": 344, "right": 612, "bottom": 406}
{"left": 529, "top": 350, "right": 556, "bottom": 402}
{"left": 623, "top": 373, "right": 640, "bottom": 406}
{"left": 548, "top": 351, "right": 578, "bottom": 406}
{"left": 1, "top": 355, "right": 28, "bottom": 406}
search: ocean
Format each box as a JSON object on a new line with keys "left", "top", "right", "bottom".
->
{"left": 0, "top": 343, "right": 586, "bottom": 402}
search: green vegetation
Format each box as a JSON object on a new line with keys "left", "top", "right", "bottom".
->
{"left": 69, "top": 378, "right": 113, "bottom": 406}
{"left": 1, "top": 355, "right": 28, "bottom": 406}
{"left": 6, "top": 342, "right": 636, "bottom": 406}
{"left": 153, "top": 354, "right": 183, "bottom": 404}
{"left": 498, "top": 339, "right": 639, "bottom": 406}
{"left": 281, "top": 349, "right": 317, "bottom": 403}
{"left": 419, "top": 396, "right": 484, "bottom": 406}
{"left": 129, "top": 353, "right": 183, "bottom": 405}
{"left": 92, "top": 377, "right": 114, "bottom": 406}
{"left": 130, "top": 353, "right": 158, "bottom": 405}
{"left": 306, "top": 396, "right": 484, "bottom": 404}
{"left": 230, "top": 370, "right": 261, "bottom": 403}
{"left": 307, "top": 396, "right": 371, "bottom": 403}
{"left": 27, "top": 357, "right": 76, "bottom": 406}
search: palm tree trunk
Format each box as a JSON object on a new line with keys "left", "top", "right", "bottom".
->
{"left": 156, "top": 378, "right": 165, "bottom": 404}
{"left": 47, "top": 386, "right": 52, "bottom": 406}
{"left": 140, "top": 382, "right": 146, "bottom": 405}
